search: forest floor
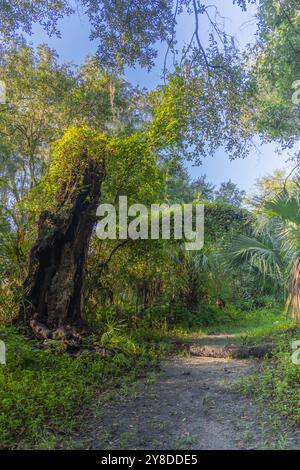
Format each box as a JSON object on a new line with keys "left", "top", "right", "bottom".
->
{"left": 2, "top": 309, "right": 300, "bottom": 449}
{"left": 71, "top": 331, "right": 300, "bottom": 450}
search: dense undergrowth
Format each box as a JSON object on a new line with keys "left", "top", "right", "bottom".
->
{"left": 0, "top": 326, "right": 169, "bottom": 449}
{"left": 239, "top": 325, "right": 300, "bottom": 427}
{"left": 168, "top": 304, "right": 290, "bottom": 339}
{"left": 170, "top": 304, "right": 300, "bottom": 429}
{"left": 0, "top": 304, "right": 294, "bottom": 449}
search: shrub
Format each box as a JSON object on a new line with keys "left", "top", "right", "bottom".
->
{"left": 0, "top": 326, "right": 163, "bottom": 449}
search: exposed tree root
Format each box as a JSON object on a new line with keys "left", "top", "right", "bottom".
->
{"left": 29, "top": 314, "right": 85, "bottom": 356}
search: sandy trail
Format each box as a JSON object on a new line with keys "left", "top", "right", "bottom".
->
{"left": 74, "top": 354, "right": 265, "bottom": 450}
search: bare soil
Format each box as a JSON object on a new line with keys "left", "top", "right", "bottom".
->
{"left": 71, "top": 335, "right": 300, "bottom": 450}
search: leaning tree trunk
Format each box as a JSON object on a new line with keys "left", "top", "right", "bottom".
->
{"left": 20, "top": 156, "right": 105, "bottom": 341}
{"left": 285, "top": 259, "right": 300, "bottom": 323}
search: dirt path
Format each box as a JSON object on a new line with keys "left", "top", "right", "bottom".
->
{"left": 73, "top": 351, "right": 269, "bottom": 450}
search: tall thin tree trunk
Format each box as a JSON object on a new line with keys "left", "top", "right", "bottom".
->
{"left": 285, "top": 259, "right": 300, "bottom": 323}
{"left": 19, "top": 156, "right": 105, "bottom": 341}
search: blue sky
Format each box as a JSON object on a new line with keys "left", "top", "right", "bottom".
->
{"left": 29, "top": 1, "right": 294, "bottom": 194}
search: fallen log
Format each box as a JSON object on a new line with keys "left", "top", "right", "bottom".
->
{"left": 172, "top": 342, "right": 274, "bottom": 359}
{"left": 190, "top": 343, "right": 274, "bottom": 358}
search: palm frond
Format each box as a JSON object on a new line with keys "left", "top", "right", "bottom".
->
{"left": 225, "top": 234, "right": 284, "bottom": 281}
{"left": 265, "top": 186, "right": 300, "bottom": 226}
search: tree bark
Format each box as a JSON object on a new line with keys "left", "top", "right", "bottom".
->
{"left": 19, "top": 156, "right": 105, "bottom": 341}
{"left": 171, "top": 340, "right": 274, "bottom": 358}
{"left": 285, "top": 259, "right": 300, "bottom": 323}
{"left": 189, "top": 343, "right": 274, "bottom": 359}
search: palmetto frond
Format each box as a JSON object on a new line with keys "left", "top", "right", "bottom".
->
{"left": 234, "top": 181, "right": 300, "bottom": 323}
{"left": 265, "top": 183, "right": 300, "bottom": 226}
{"left": 264, "top": 183, "right": 300, "bottom": 262}
{"left": 225, "top": 233, "right": 284, "bottom": 281}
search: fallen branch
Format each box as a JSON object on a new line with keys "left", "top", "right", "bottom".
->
{"left": 172, "top": 341, "right": 274, "bottom": 359}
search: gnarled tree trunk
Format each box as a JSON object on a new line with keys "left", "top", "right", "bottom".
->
{"left": 20, "top": 157, "right": 105, "bottom": 341}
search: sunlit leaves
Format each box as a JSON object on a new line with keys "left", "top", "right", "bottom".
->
{"left": 148, "top": 64, "right": 254, "bottom": 163}
{"left": 253, "top": 0, "right": 300, "bottom": 141}
{"left": 0, "top": 1, "right": 73, "bottom": 41}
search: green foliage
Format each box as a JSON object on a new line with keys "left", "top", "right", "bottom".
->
{"left": 245, "top": 170, "right": 292, "bottom": 212}
{"left": 226, "top": 233, "right": 284, "bottom": 281}
{"left": 265, "top": 187, "right": 300, "bottom": 227}
{"left": 252, "top": 0, "right": 300, "bottom": 141}
{"left": 171, "top": 304, "right": 285, "bottom": 332}
{"left": 240, "top": 326, "right": 300, "bottom": 425}
{"left": 20, "top": 126, "right": 108, "bottom": 223}
{"left": 224, "top": 182, "right": 300, "bottom": 322}
{"left": 0, "top": 1, "right": 251, "bottom": 76}
{"left": 0, "top": 1, "right": 175, "bottom": 71}
{"left": 50, "top": 127, "right": 107, "bottom": 188}
{"left": 214, "top": 180, "right": 246, "bottom": 207}
{"left": 86, "top": 199, "right": 250, "bottom": 333}
{"left": 189, "top": 175, "right": 215, "bottom": 202}
{"left": 171, "top": 304, "right": 238, "bottom": 329}
{"left": 0, "top": 44, "right": 77, "bottom": 191}
{"left": 0, "top": 44, "right": 139, "bottom": 230}
{"left": 0, "top": 218, "right": 28, "bottom": 323}
{"left": 163, "top": 161, "right": 246, "bottom": 206}
{"left": 163, "top": 161, "right": 195, "bottom": 204}
{"left": 0, "top": 1, "right": 72, "bottom": 40}
{"left": 1, "top": 0, "right": 299, "bottom": 451}
{"left": 0, "top": 326, "right": 165, "bottom": 449}
{"left": 107, "top": 130, "right": 165, "bottom": 205}
{"left": 149, "top": 67, "right": 253, "bottom": 163}
{"left": 81, "top": 0, "right": 175, "bottom": 70}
